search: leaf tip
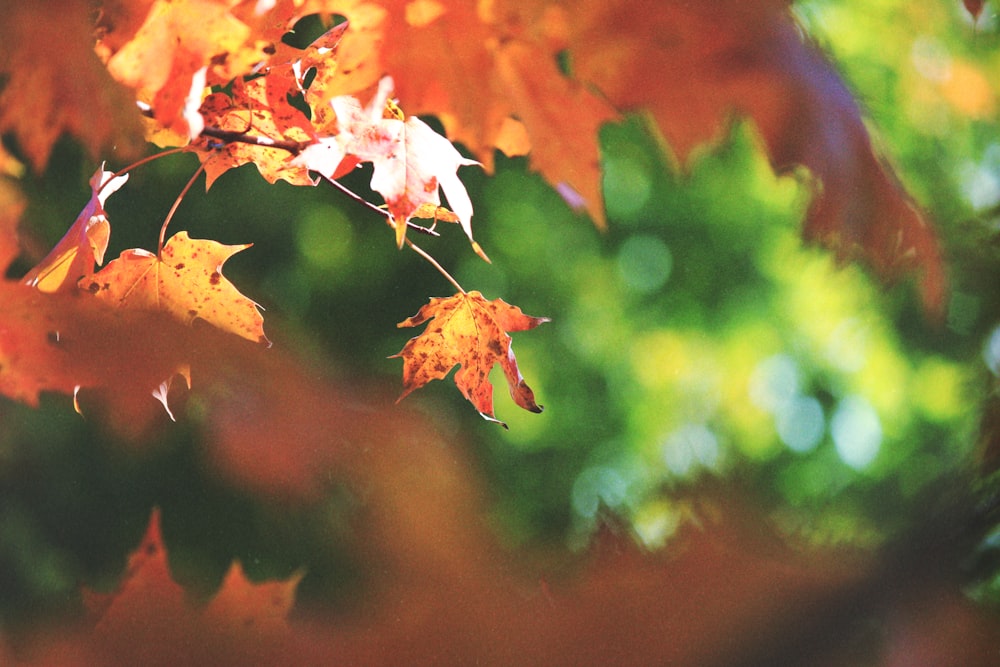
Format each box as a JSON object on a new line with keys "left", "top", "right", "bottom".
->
{"left": 478, "top": 410, "right": 509, "bottom": 429}
{"left": 472, "top": 241, "right": 491, "bottom": 264}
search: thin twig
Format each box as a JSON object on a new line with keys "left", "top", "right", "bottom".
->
{"left": 97, "top": 147, "right": 190, "bottom": 197}
{"left": 406, "top": 238, "right": 466, "bottom": 294}
{"left": 322, "top": 179, "right": 440, "bottom": 237}
{"left": 200, "top": 126, "right": 313, "bottom": 155}
{"left": 138, "top": 101, "right": 311, "bottom": 156}
{"left": 159, "top": 163, "right": 206, "bottom": 258}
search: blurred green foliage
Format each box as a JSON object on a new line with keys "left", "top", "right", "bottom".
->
{"left": 3, "top": 0, "right": 1000, "bottom": 632}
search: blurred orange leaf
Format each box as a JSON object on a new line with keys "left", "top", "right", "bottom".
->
{"left": 567, "top": 0, "right": 946, "bottom": 311}
{"left": 102, "top": 0, "right": 261, "bottom": 138}
{"left": 0, "top": 177, "right": 25, "bottom": 274}
{"left": 392, "top": 290, "right": 548, "bottom": 426}
{"left": 82, "top": 509, "right": 301, "bottom": 663}
{"left": 0, "top": 0, "right": 143, "bottom": 170}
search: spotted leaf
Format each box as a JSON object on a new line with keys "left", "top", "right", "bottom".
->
{"left": 392, "top": 291, "right": 547, "bottom": 427}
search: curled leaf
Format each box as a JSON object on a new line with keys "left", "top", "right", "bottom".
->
{"left": 23, "top": 164, "right": 127, "bottom": 293}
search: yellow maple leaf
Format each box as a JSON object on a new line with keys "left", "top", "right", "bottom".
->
{"left": 82, "top": 231, "right": 268, "bottom": 345}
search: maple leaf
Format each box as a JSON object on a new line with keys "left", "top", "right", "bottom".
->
{"left": 267, "top": 21, "right": 352, "bottom": 131}
{"left": 192, "top": 22, "right": 353, "bottom": 186}
{"left": 392, "top": 291, "right": 548, "bottom": 427}
{"left": 197, "top": 78, "right": 316, "bottom": 187}
{"left": 326, "top": 1, "right": 616, "bottom": 225}
{"left": 0, "top": 0, "right": 143, "bottom": 171}
{"left": 101, "top": 0, "right": 259, "bottom": 138}
{"left": 83, "top": 231, "right": 269, "bottom": 345}
{"left": 296, "top": 76, "right": 480, "bottom": 248}
{"left": 22, "top": 165, "right": 128, "bottom": 293}
{"left": 565, "top": 0, "right": 946, "bottom": 311}
{"left": 84, "top": 509, "right": 301, "bottom": 662}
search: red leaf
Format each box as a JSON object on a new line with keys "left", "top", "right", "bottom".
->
{"left": 964, "top": 0, "right": 986, "bottom": 20}
{"left": 567, "top": 0, "right": 947, "bottom": 313}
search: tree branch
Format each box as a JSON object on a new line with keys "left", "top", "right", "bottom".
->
{"left": 199, "top": 126, "right": 313, "bottom": 155}
{"left": 136, "top": 101, "right": 312, "bottom": 155}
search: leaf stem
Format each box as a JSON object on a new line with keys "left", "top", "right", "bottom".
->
{"left": 323, "top": 180, "right": 458, "bottom": 290}
{"left": 322, "top": 179, "right": 440, "bottom": 237}
{"left": 406, "top": 238, "right": 466, "bottom": 294}
{"left": 98, "top": 147, "right": 190, "bottom": 197}
{"left": 159, "top": 163, "right": 206, "bottom": 258}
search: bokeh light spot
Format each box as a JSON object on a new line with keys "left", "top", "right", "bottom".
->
{"left": 831, "top": 396, "right": 882, "bottom": 470}
{"left": 662, "top": 423, "right": 720, "bottom": 476}
{"left": 776, "top": 396, "right": 825, "bottom": 453}
{"left": 825, "top": 318, "right": 868, "bottom": 372}
{"left": 749, "top": 354, "right": 800, "bottom": 412}
{"left": 296, "top": 206, "right": 354, "bottom": 273}
{"left": 984, "top": 324, "right": 1000, "bottom": 377}
{"left": 571, "top": 466, "right": 628, "bottom": 518}
{"left": 617, "top": 235, "right": 673, "bottom": 294}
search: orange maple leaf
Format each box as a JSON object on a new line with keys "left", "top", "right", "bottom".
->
{"left": 102, "top": 0, "right": 264, "bottom": 138}
{"left": 566, "top": 0, "right": 946, "bottom": 312}
{"left": 84, "top": 509, "right": 302, "bottom": 660}
{"left": 270, "top": 21, "right": 352, "bottom": 132}
{"left": 198, "top": 77, "right": 316, "bottom": 187}
{"left": 193, "top": 22, "right": 352, "bottom": 186}
{"left": 296, "top": 76, "right": 480, "bottom": 248}
{"left": 326, "top": 1, "right": 615, "bottom": 225}
{"left": 392, "top": 290, "right": 548, "bottom": 427}
{"left": 22, "top": 165, "right": 128, "bottom": 293}
{"left": 0, "top": 0, "right": 143, "bottom": 171}
{"left": 82, "top": 231, "right": 269, "bottom": 345}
